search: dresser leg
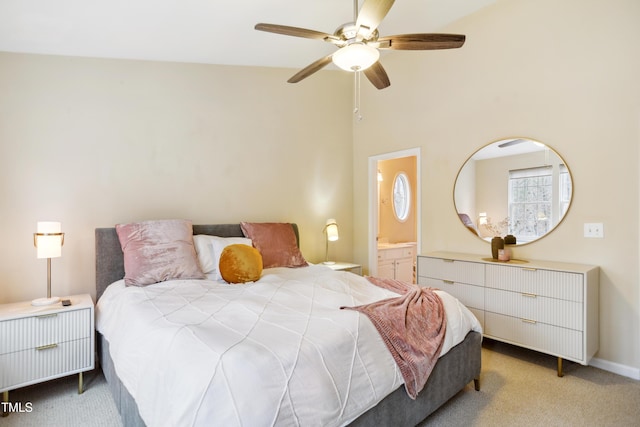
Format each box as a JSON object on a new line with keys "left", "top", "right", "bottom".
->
{"left": 557, "top": 357, "right": 564, "bottom": 377}
{"left": 473, "top": 378, "right": 480, "bottom": 391}
{"left": 1, "top": 390, "right": 8, "bottom": 417}
{"left": 78, "top": 372, "right": 84, "bottom": 394}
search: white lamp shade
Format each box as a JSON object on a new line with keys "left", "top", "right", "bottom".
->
{"left": 35, "top": 221, "right": 63, "bottom": 259}
{"left": 325, "top": 219, "right": 339, "bottom": 242}
{"left": 332, "top": 43, "right": 380, "bottom": 72}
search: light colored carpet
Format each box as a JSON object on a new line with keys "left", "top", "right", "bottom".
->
{"left": 2, "top": 339, "right": 639, "bottom": 426}
{"left": 0, "top": 368, "right": 122, "bottom": 427}
{"left": 421, "top": 339, "right": 640, "bottom": 426}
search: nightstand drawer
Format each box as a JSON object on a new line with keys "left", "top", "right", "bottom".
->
{"left": 0, "top": 308, "right": 92, "bottom": 354}
{"left": 0, "top": 338, "right": 92, "bottom": 390}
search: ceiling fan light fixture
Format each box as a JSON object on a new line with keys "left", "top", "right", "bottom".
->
{"left": 332, "top": 42, "right": 379, "bottom": 72}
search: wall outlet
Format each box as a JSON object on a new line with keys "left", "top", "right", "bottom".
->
{"left": 584, "top": 223, "right": 604, "bottom": 238}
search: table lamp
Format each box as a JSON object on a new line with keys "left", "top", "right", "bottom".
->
{"left": 323, "top": 219, "right": 339, "bottom": 264}
{"left": 32, "top": 221, "right": 64, "bottom": 306}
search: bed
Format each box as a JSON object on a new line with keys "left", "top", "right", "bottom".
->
{"left": 95, "top": 222, "right": 482, "bottom": 426}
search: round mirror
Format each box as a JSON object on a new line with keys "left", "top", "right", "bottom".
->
{"left": 454, "top": 138, "right": 573, "bottom": 245}
{"left": 393, "top": 172, "right": 411, "bottom": 222}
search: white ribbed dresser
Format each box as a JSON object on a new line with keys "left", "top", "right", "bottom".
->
{"left": 417, "top": 252, "right": 599, "bottom": 376}
{"left": 1, "top": 294, "right": 94, "bottom": 415}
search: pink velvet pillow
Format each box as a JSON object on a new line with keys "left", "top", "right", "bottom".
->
{"left": 240, "top": 222, "right": 308, "bottom": 269}
{"left": 116, "top": 219, "right": 205, "bottom": 287}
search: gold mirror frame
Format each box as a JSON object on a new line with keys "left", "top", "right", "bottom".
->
{"left": 453, "top": 137, "right": 573, "bottom": 245}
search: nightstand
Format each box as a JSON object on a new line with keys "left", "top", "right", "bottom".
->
{"left": 0, "top": 294, "right": 95, "bottom": 416}
{"left": 325, "top": 262, "right": 362, "bottom": 275}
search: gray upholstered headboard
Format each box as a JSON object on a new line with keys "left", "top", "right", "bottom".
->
{"left": 95, "top": 223, "right": 300, "bottom": 300}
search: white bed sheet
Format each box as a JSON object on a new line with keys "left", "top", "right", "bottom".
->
{"left": 96, "top": 265, "right": 481, "bottom": 427}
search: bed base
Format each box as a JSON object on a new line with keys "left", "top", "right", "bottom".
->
{"left": 98, "top": 330, "right": 481, "bottom": 426}
{"left": 349, "top": 330, "right": 481, "bottom": 426}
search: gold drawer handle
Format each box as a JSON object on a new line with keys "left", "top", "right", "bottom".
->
{"left": 443, "top": 259, "right": 455, "bottom": 263}
{"left": 521, "top": 319, "right": 537, "bottom": 324}
{"left": 522, "top": 268, "right": 538, "bottom": 272}
{"left": 36, "top": 343, "right": 58, "bottom": 351}
{"left": 522, "top": 292, "right": 538, "bottom": 298}
{"left": 443, "top": 280, "right": 455, "bottom": 285}
{"left": 37, "top": 313, "right": 58, "bottom": 319}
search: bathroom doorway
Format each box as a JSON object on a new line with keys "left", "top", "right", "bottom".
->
{"left": 368, "top": 148, "right": 420, "bottom": 280}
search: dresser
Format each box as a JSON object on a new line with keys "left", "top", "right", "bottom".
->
{"left": 1, "top": 294, "right": 95, "bottom": 414}
{"left": 417, "top": 252, "right": 599, "bottom": 376}
{"left": 377, "top": 243, "right": 416, "bottom": 283}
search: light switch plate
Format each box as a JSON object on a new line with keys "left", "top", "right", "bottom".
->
{"left": 584, "top": 223, "right": 604, "bottom": 238}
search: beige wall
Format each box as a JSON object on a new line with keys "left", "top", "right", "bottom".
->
{"left": 353, "top": 0, "right": 640, "bottom": 375}
{"left": 0, "top": 52, "right": 354, "bottom": 304}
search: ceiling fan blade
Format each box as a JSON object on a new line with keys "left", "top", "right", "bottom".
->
{"left": 363, "top": 61, "right": 391, "bottom": 90}
{"left": 356, "top": 0, "right": 395, "bottom": 38}
{"left": 498, "top": 138, "right": 527, "bottom": 148}
{"left": 255, "top": 23, "right": 335, "bottom": 41}
{"left": 377, "top": 33, "right": 466, "bottom": 50}
{"left": 287, "top": 54, "right": 334, "bottom": 83}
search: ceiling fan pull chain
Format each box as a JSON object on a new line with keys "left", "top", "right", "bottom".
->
{"left": 353, "top": 71, "right": 359, "bottom": 113}
{"left": 354, "top": 71, "right": 363, "bottom": 121}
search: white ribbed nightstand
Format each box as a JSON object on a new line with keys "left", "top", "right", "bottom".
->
{"left": 0, "top": 294, "right": 94, "bottom": 416}
{"left": 325, "top": 262, "right": 362, "bottom": 275}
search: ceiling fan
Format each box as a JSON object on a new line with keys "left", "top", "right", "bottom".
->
{"left": 498, "top": 138, "right": 528, "bottom": 148}
{"left": 255, "top": 0, "right": 466, "bottom": 90}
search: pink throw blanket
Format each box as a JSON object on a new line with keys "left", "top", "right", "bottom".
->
{"left": 341, "top": 276, "right": 447, "bottom": 399}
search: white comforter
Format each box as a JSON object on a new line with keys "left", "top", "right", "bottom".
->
{"left": 96, "top": 265, "right": 481, "bottom": 427}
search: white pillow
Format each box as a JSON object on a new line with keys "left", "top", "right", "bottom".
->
{"left": 210, "top": 237, "right": 253, "bottom": 280}
{"left": 193, "top": 235, "right": 252, "bottom": 280}
{"left": 193, "top": 235, "right": 217, "bottom": 274}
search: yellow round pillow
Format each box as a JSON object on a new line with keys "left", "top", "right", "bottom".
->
{"left": 219, "top": 244, "right": 263, "bottom": 284}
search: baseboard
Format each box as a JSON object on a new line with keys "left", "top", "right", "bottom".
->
{"left": 590, "top": 357, "right": 640, "bottom": 380}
